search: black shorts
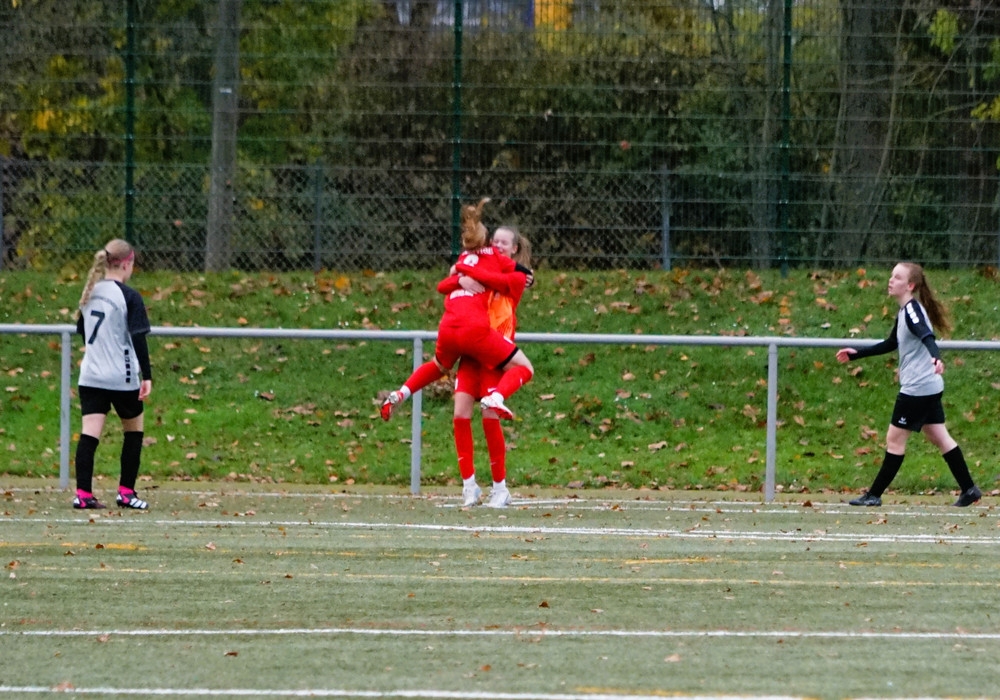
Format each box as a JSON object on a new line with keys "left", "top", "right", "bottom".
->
{"left": 78, "top": 385, "right": 144, "bottom": 420}
{"left": 890, "top": 392, "right": 945, "bottom": 432}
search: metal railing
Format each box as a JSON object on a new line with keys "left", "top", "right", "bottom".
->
{"left": 3, "top": 323, "right": 998, "bottom": 501}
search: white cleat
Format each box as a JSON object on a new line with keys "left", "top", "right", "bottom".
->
{"left": 462, "top": 483, "right": 482, "bottom": 507}
{"left": 480, "top": 392, "right": 514, "bottom": 420}
{"left": 486, "top": 486, "right": 511, "bottom": 508}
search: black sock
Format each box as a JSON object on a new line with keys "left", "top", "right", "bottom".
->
{"left": 868, "top": 451, "right": 904, "bottom": 498}
{"left": 120, "top": 431, "right": 144, "bottom": 492}
{"left": 75, "top": 434, "right": 100, "bottom": 493}
{"left": 942, "top": 445, "right": 975, "bottom": 492}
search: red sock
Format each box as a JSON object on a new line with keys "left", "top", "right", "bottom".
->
{"left": 404, "top": 361, "right": 445, "bottom": 395}
{"left": 482, "top": 417, "right": 506, "bottom": 483}
{"left": 493, "top": 365, "right": 533, "bottom": 399}
{"left": 453, "top": 417, "right": 475, "bottom": 480}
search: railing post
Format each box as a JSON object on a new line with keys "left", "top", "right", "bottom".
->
{"left": 0, "top": 156, "right": 5, "bottom": 271}
{"left": 660, "top": 164, "right": 671, "bottom": 271}
{"left": 60, "top": 330, "right": 73, "bottom": 489}
{"left": 409, "top": 337, "right": 423, "bottom": 494}
{"left": 765, "top": 342, "right": 778, "bottom": 501}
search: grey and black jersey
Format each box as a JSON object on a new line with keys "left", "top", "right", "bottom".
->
{"left": 77, "top": 280, "right": 151, "bottom": 391}
{"left": 851, "top": 299, "right": 943, "bottom": 397}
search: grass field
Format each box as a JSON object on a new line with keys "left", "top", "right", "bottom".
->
{"left": 3, "top": 478, "right": 999, "bottom": 699}
{"left": 4, "top": 268, "right": 1000, "bottom": 495}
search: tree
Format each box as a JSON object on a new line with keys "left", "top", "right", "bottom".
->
{"left": 205, "top": 0, "right": 241, "bottom": 272}
{"left": 822, "top": 0, "right": 899, "bottom": 266}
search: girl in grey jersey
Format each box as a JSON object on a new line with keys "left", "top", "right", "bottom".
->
{"left": 836, "top": 262, "right": 980, "bottom": 507}
{"left": 72, "top": 239, "right": 153, "bottom": 510}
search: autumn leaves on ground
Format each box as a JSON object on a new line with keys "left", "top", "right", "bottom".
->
{"left": 2, "top": 266, "right": 999, "bottom": 497}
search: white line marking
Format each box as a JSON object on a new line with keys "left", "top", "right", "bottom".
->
{"left": 4, "top": 627, "right": 999, "bottom": 641}
{"left": 4, "top": 516, "right": 999, "bottom": 546}
{"left": 2, "top": 485, "right": 986, "bottom": 517}
{"left": 0, "top": 687, "right": 806, "bottom": 699}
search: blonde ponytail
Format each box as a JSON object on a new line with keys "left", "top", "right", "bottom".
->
{"left": 79, "top": 239, "right": 133, "bottom": 308}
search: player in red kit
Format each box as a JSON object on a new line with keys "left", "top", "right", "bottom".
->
{"left": 441, "top": 226, "right": 532, "bottom": 506}
{"left": 379, "top": 199, "right": 534, "bottom": 425}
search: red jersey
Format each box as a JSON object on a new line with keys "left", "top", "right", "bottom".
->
{"left": 433, "top": 247, "right": 524, "bottom": 371}
{"left": 439, "top": 247, "right": 519, "bottom": 328}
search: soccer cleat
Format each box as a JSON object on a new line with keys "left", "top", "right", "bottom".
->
{"left": 953, "top": 485, "right": 982, "bottom": 507}
{"left": 486, "top": 485, "right": 511, "bottom": 509}
{"left": 480, "top": 392, "right": 514, "bottom": 420}
{"left": 462, "top": 483, "right": 482, "bottom": 507}
{"left": 849, "top": 493, "right": 882, "bottom": 507}
{"left": 117, "top": 491, "right": 149, "bottom": 510}
{"left": 380, "top": 391, "right": 403, "bottom": 421}
{"left": 72, "top": 495, "right": 106, "bottom": 510}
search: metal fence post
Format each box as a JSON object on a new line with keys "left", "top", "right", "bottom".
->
{"left": 311, "top": 160, "right": 324, "bottom": 273}
{"left": 410, "top": 337, "right": 423, "bottom": 494}
{"left": 124, "top": 0, "right": 137, "bottom": 245}
{"left": 660, "top": 164, "right": 671, "bottom": 271}
{"left": 765, "top": 342, "right": 779, "bottom": 502}
{"left": 60, "top": 330, "right": 73, "bottom": 489}
{"left": 0, "top": 156, "right": 5, "bottom": 271}
{"left": 450, "top": 0, "right": 464, "bottom": 259}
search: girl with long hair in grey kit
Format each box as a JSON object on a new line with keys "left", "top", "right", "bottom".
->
{"left": 836, "top": 262, "right": 980, "bottom": 507}
{"left": 73, "top": 239, "right": 153, "bottom": 510}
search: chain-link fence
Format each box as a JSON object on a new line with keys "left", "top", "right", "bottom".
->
{"left": 2, "top": 0, "right": 1000, "bottom": 272}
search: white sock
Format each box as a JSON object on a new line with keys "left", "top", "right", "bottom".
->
{"left": 463, "top": 475, "right": 478, "bottom": 488}
{"left": 493, "top": 479, "right": 506, "bottom": 490}
{"left": 398, "top": 386, "right": 412, "bottom": 401}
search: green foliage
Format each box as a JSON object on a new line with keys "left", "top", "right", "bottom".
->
{"left": 972, "top": 38, "right": 1000, "bottom": 152}
{"left": 3, "top": 0, "right": 1000, "bottom": 269}
{"left": 928, "top": 9, "right": 960, "bottom": 56}
{"left": 240, "top": 0, "right": 381, "bottom": 163}
{"left": 11, "top": 164, "right": 124, "bottom": 268}
{"left": 3, "top": 268, "right": 1000, "bottom": 498}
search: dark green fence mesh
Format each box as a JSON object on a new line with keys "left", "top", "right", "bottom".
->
{"left": 2, "top": 0, "right": 999, "bottom": 271}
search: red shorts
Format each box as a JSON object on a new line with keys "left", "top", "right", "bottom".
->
{"left": 455, "top": 358, "right": 503, "bottom": 399}
{"left": 435, "top": 320, "right": 518, "bottom": 372}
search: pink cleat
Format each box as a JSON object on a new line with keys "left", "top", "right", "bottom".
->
{"left": 380, "top": 391, "right": 403, "bottom": 421}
